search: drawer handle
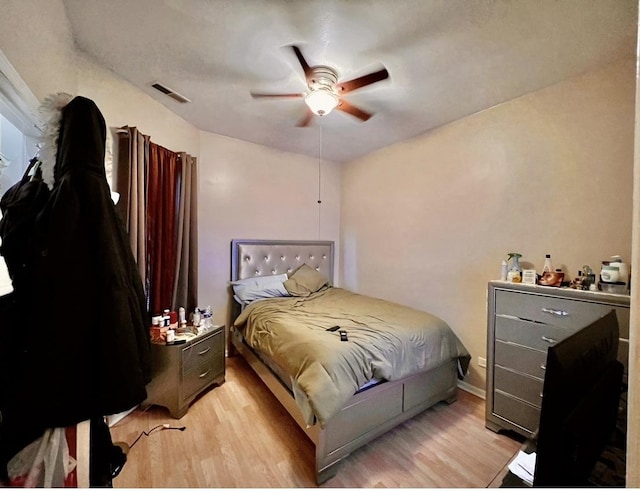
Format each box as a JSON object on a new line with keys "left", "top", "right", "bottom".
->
{"left": 198, "top": 347, "right": 211, "bottom": 356}
{"left": 540, "top": 364, "right": 546, "bottom": 371}
{"left": 199, "top": 369, "right": 211, "bottom": 379}
{"left": 541, "top": 336, "right": 557, "bottom": 344}
{"left": 539, "top": 392, "right": 544, "bottom": 398}
{"left": 541, "top": 307, "right": 569, "bottom": 316}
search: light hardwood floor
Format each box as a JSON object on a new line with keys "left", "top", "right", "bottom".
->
{"left": 109, "top": 355, "right": 522, "bottom": 488}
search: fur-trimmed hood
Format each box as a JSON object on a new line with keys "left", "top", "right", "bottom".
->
{"left": 37, "top": 92, "right": 74, "bottom": 189}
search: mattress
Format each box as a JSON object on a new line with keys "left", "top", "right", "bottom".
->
{"left": 241, "top": 333, "right": 383, "bottom": 397}
{"left": 234, "top": 287, "right": 470, "bottom": 426}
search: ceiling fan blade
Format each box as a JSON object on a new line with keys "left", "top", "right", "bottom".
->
{"left": 296, "top": 108, "right": 314, "bottom": 127}
{"left": 250, "top": 91, "right": 304, "bottom": 99}
{"left": 290, "top": 45, "right": 312, "bottom": 77}
{"left": 336, "top": 68, "right": 389, "bottom": 94}
{"left": 337, "top": 99, "right": 372, "bottom": 122}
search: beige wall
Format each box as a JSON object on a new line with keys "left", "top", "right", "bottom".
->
{"left": 341, "top": 59, "right": 635, "bottom": 391}
{"left": 198, "top": 132, "right": 341, "bottom": 326}
{"left": 76, "top": 55, "right": 201, "bottom": 157}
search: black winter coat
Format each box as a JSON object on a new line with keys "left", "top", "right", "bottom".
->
{"left": 0, "top": 96, "right": 151, "bottom": 466}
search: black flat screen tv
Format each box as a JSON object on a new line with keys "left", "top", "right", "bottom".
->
{"left": 533, "top": 309, "right": 623, "bottom": 487}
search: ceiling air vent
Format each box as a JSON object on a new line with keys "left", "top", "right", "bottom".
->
{"left": 150, "top": 82, "right": 191, "bottom": 103}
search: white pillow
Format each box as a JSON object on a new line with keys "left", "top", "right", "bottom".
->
{"left": 231, "top": 273, "right": 289, "bottom": 305}
{"left": 233, "top": 283, "right": 289, "bottom": 304}
{"left": 230, "top": 273, "right": 288, "bottom": 288}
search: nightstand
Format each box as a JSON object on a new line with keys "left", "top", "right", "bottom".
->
{"left": 143, "top": 325, "right": 225, "bottom": 418}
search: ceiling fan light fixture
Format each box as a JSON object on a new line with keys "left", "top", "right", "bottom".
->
{"left": 305, "top": 89, "right": 339, "bottom": 116}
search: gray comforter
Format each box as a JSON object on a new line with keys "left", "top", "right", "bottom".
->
{"left": 234, "top": 287, "right": 470, "bottom": 427}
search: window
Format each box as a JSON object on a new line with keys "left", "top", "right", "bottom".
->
{"left": 0, "top": 114, "right": 37, "bottom": 194}
{"left": 0, "top": 49, "right": 41, "bottom": 295}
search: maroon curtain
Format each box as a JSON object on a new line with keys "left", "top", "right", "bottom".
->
{"left": 146, "top": 142, "right": 182, "bottom": 316}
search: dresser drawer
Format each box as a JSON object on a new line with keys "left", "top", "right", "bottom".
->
{"left": 495, "top": 315, "right": 577, "bottom": 351}
{"left": 494, "top": 366, "right": 543, "bottom": 407}
{"left": 494, "top": 340, "right": 546, "bottom": 379}
{"left": 182, "top": 331, "right": 223, "bottom": 373}
{"left": 495, "top": 289, "right": 615, "bottom": 329}
{"left": 616, "top": 306, "right": 630, "bottom": 339}
{"left": 493, "top": 391, "right": 540, "bottom": 434}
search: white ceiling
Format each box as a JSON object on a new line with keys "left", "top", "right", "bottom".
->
{"left": 62, "top": 0, "right": 637, "bottom": 163}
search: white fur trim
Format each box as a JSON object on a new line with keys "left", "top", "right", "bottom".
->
{"left": 37, "top": 93, "right": 74, "bottom": 189}
{"left": 104, "top": 127, "right": 114, "bottom": 191}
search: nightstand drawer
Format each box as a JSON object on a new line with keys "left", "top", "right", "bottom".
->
{"left": 494, "top": 340, "right": 546, "bottom": 379}
{"left": 495, "top": 289, "right": 613, "bottom": 329}
{"left": 494, "top": 365, "right": 542, "bottom": 407}
{"left": 182, "top": 331, "right": 223, "bottom": 373}
{"left": 182, "top": 355, "right": 225, "bottom": 401}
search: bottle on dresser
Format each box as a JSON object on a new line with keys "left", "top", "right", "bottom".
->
{"left": 506, "top": 253, "right": 522, "bottom": 282}
{"left": 500, "top": 260, "right": 508, "bottom": 281}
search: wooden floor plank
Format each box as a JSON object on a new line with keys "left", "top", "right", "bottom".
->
{"left": 110, "top": 356, "right": 520, "bottom": 488}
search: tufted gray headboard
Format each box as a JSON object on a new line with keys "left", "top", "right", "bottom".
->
{"left": 231, "top": 239, "right": 334, "bottom": 283}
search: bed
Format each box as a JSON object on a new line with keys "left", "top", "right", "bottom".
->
{"left": 228, "top": 239, "right": 470, "bottom": 484}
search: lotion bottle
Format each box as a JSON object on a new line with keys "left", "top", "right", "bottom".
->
{"left": 543, "top": 254, "right": 553, "bottom": 273}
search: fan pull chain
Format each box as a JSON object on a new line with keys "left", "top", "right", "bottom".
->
{"left": 317, "top": 123, "right": 322, "bottom": 239}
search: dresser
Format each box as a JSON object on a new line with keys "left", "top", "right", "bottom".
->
{"left": 486, "top": 281, "right": 629, "bottom": 438}
{"left": 143, "top": 325, "right": 225, "bottom": 418}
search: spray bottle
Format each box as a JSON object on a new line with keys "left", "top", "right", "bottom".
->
{"left": 507, "top": 253, "right": 522, "bottom": 283}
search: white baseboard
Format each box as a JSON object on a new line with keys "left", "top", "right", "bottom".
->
{"left": 457, "top": 380, "right": 486, "bottom": 399}
{"left": 106, "top": 406, "right": 137, "bottom": 427}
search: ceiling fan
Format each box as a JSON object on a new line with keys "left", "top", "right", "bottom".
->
{"left": 250, "top": 45, "right": 390, "bottom": 127}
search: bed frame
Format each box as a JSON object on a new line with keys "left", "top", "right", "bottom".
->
{"left": 229, "top": 239, "right": 459, "bottom": 484}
